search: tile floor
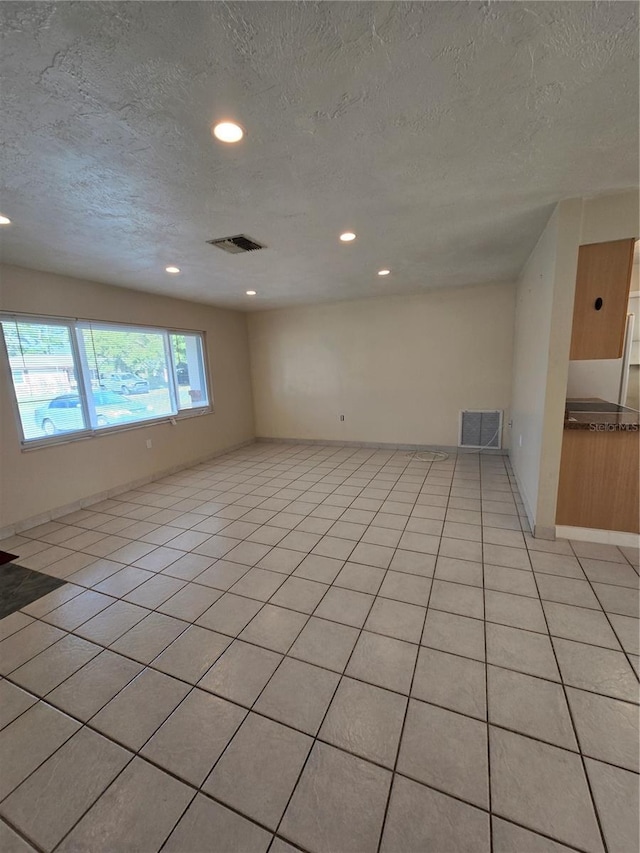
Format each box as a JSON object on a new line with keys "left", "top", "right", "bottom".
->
{"left": 0, "top": 441, "right": 638, "bottom": 853}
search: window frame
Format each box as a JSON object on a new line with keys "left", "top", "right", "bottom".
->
{"left": 0, "top": 312, "right": 213, "bottom": 450}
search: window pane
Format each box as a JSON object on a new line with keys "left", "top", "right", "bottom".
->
{"left": 80, "top": 325, "right": 174, "bottom": 428}
{"left": 0, "top": 319, "right": 87, "bottom": 441}
{"left": 170, "top": 333, "right": 209, "bottom": 410}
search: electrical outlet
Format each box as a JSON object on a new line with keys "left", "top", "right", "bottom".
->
{"left": 146, "top": 439, "right": 153, "bottom": 449}
{"left": 339, "top": 414, "right": 345, "bottom": 422}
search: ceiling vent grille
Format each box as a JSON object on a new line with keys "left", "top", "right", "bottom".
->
{"left": 207, "top": 234, "right": 265, "bottom": 254}
{"left": 459, "top": 410, "right": 503, "bottom": 450}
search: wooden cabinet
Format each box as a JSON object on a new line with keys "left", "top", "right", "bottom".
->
{"left": 557, "top": 428, "right": 639, "bottom": 533}
{"left": 570, "top": 238, "right": 635, "bottom": 360}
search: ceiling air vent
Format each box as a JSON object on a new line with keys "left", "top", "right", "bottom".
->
{"left": 459, "top": 410, "right": 503, "bottom": 450}
{"left": 207, "top": 234, "right": 265, "bottom": 254}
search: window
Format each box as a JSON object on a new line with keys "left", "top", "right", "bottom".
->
{"left": 0, "top": 316, "right": 211, "bottom": 445}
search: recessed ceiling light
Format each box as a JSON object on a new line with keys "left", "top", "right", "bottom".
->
{"left": 165, "top": 266, "right": 180, "bottom": 274}
{"left": 213, "top": 121, "right": 244, "bottom": 143}
{"left": 246, "top": 290, "right": 257, "bottom": 296}
{"left": 0, "top": 214, "right": 11, "bottom": 225}
{"left": 378, "top": 269, "right": 390, "bottom": 276}
{"left": 340, "top": 232, "right": 356, "bottom": 242}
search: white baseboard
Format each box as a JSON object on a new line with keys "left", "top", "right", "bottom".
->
{"left": 0, "top": 438, "right": 256, "bottom": 541}
{"left": 256, "top": 437, "right": 507, "bottom": 454}
{"left": 556, "top": 525, "right": 640, "bottom": 549}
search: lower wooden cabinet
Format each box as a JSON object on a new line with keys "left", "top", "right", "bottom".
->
{"left": 557, "top": 428, "right": 640, "bottom": 533}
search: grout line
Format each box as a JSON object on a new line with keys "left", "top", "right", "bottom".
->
{"left": 262, "top": 449, "right": 420, "bottom": 848}
{"left": 375, "top": 453, "right": 441, "bottom": 853}
{"left": 478, "top": 453, "right": 494, "bottom": 853}
{"left": 511, "top": 476, "right": 612, "bottom": 853}
{"left": 1, "top": 445, "right": 637, "bottom": 853}
{"left": 566, "top": 542, "right": 640, "bottom": 682}
{"left": 8, "top": 598, "right": 639, "bottom": 735}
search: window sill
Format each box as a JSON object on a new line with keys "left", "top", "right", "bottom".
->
{"left": 20, "top": 407, "right": 214, "bottom": 452}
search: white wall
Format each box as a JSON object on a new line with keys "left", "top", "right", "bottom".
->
{"left": 0, "top": 265, "right": 255, "bottom": 532}
{"left": 510, "top": 202, "right": 583, "bottom": 532}
{"left": 566, "top": 358, "right": 624, "bottom": 402}
{"left": 248, "top": 282, "right": 515, "bottom": 448}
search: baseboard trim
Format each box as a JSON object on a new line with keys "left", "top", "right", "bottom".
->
{"left": 556, "top": 525, "right": 640, "bottom": 548}
{"left": 533, "top": 525, "right": 557, "bottom": 541}
{"left": 0, "top": 437, "right": 256, "bottom": 540}
{"left": 256, "top": 436, "right": 507, "bottom": 454}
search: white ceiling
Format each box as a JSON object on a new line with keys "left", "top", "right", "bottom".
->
{"left": 0, "top": 1, "right": 638, "bottom": 310}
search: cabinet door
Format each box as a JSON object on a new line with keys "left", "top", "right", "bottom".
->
{"left": 570, "top": 238, "right": 635, "bottom": 360}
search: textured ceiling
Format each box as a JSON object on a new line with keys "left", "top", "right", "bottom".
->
{"left": 0, "top": 1, "right": 638, "bottom": 310}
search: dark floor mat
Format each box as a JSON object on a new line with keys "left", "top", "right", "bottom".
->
{"left": 0, "top": 563, "right": 66, "bottom": 619}
{"left": 0, "top": 550, "right": 18, "bottom": 566}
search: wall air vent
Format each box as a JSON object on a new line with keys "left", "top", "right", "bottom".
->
{"left": 207, "top": 234, "right": 265, "bottom": 254}
{"left": 459, "top": 410, "right": 503, "bottom": 450}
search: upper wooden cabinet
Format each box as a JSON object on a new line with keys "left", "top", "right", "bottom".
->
{"left": 570, "top": 238, "right": 635, "bottom": 360}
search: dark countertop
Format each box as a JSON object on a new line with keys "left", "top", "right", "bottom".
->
{"left": 564, "top": 398, "right": 640, "bottom": 430}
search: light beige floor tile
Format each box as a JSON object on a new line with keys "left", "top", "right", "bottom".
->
{"left": 566, "top": 687, "right": 639, "bottom": 771}
{"left": 289, "top": 616, "right": 358, "bottom": 672}
{"left": 553, "top": 637, "right": 639, "bottom": 702}
{"left": 0, "top": 703, "right": 80, "bottom": 800}
{"left": 152, "top": 624, "right": 231, "bottom": 682}
{"left": 421, "top": 609, "right": 485, "bottom": 660}
{"left": 75, "top": 600, "right": 149, "bottom": 644}
{"left": 413, "top": 647, "right": 486, "bottom": 719}
{"left": 346, "top": 631, "right": 417, "bottom": 694}
{"left": 254, "top": 657, "right": 339, "bottom": 734}
{"left": 320, "top": 677, "right": 407, "bottom": 767}
{"left": 490, "top": 727, "right": 603, "bottom": 853}
{"left": 381, "top": 775, "right": 490, "bottom": 853}
{"left": 487, "top": 665, "right": 577, "bottom": 750}
{"left": 0, "top": 817, "right": 38, "bottom": 852}
{"left": 0, "top": 728, "right": 131, "bottom": 852}
{"left": 280, "top": 742, "right": 391, "bottom": 853}
{"left": 91, "top": 668, "right": 190, "bottom": 750}
{"left": 163, "top": 794, "right": 271, "bottom": 853}
{"left": 0, "top": 620, "right": 67, "bottom": 675}
{"left": 43, "top": 590, "right": 115, "bottom": 631}
{"left": 398, "top": 699, "right": 489, "bottom": 808}
{"left": 492, "top": 817, "right": 577, "bottom": 852}
{"left": 47, "top": 649, "right": 143, "bottom": 720}
{"left": 0, "top": 680, "right": 38, "bottom": 731}
{"left": 313, "top": 586, "right": 373, "bottom": 628}
{"left": 142, "top": 688, "right": 246, "bottom": 785}
{"left": 204, "top": 712, "right": 312, "bottom": 829}
{"left": 585, "top": 758, "right": 639, "bottom": 853}
{"left": 109, "top": 612, "right": 188, "bottom": 662}
{"left": 430, "top": 578, "right": 483, "bottom": 618}
{"left": 11, "top": 634, "right": 101, "bottom": 696}
{"left": 0, "top": 611, "right": 33, "bottom": 641}
{"left": 239, "top": 604, "right": 307, "bottom": 653}
{"left": 57, "top": 757, "right": 194, "bottom": 853}
{"left": 486, "top": 589, "right": 547, "bottom": 633}
{"left": 198, "top": 639, "right": 282, "bottom": 706}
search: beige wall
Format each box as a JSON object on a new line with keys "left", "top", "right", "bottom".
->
{"left": 248, "top": 282, "right": 515, "bottom": 448}
{"left": 0, "top": 265, "right": 255, "bottom": 531}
